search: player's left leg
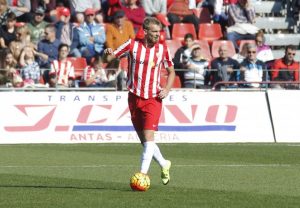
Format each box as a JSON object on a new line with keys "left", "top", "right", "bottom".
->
{"left": 139, "top": 130, "right": 155, "bottom": 174}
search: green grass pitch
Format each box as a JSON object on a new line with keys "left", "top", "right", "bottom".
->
{"left": 0, "top": 143, "right": 300, "bottom": 208}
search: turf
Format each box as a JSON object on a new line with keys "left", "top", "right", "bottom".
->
{"left": 0, "top": 143, "right": 300, "bottom": 208}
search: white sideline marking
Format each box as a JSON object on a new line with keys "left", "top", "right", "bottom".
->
{"left": 0, "top": 164, "right": 297, "bottom": 168}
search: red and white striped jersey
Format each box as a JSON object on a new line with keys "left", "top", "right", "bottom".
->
{"left": 114, "top": 38, "right": 173, "bottom": 99}
{"left": 83, "top": 66, "right": 108, "bottom": 84}
{"left": 49, "top": 60, "right": 75, "bottom": 86}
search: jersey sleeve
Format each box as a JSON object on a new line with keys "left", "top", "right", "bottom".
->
{"left": 163, "top": 44, "right": 174, "bottom": 69}
{"left": 113, "top": 39, "right": 132, "bottom": 58}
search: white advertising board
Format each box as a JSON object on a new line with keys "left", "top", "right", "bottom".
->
{"left": 268, "top": 90, "right": 300, "bottom": 142}
{"left": 0, "top": 91, "right": 274, "bottom": 143}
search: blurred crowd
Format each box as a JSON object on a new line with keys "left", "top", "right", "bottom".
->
{"left": 0, "top": 0, "right": 299, "bottom": 90}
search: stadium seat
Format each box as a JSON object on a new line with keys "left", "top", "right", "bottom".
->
{"left": 166, "top": 39, "right": 182, "bottom": 58}
{"left": 264, "top": 34, "right": 300, "bottom": 47}
{"left": 171, "top": 23, "right": 197, "bottom": 41}
{"left": 238, "top": 40, "right": 256, "bottom": 53}
{"left": 253, "top": 0, "right": 283, "bottom": 17}
{"left": 67, "top": 57, "right": 88, "bottom": 79}
{"left": 194, "top": 40, "right": 212, "bottom": 61}
{"left": 198, "top": 23, "right": 223, "bottom": 44}
{"left": 160, "top": 75, "right": 182, "bottom": 88}
{"left": 254, "top": 17, "right": 295, "bottom": 33}
{"left": 211, "top": 40, "right": 236, "bottom": 58}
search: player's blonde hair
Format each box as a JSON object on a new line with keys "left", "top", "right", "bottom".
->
{"left": 142, "top": 17, "right": 162, "bottom": 31}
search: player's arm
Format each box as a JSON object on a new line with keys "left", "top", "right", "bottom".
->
{"left": 103, "top": 48, "right": 116, "bottom": 63}
{"left": 159, "top": 66, "right": 175, "bottom": 99}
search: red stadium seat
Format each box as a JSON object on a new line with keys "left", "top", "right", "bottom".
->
{"left": 194, "top": 40, "right": 212, "bottom": 61}
{"left": 171, "top": 23, "right": 197, "bottom": 41}
{"left": 67, "top": 57, "right": 88, "bottom": 79}
{"left": 166, "top": 39, "right": 182, "bottom": 58}
{"left": 198, "top": 23, "right": 223, "bottom": 44}
{"left": 211, "top": 40, "right": 236, "bottom": 58}
{"left": 160, "top": 75, "right": 182, "bottom": 88}
{"left": 238, "top": 40, "right": 256, "bottom": 53}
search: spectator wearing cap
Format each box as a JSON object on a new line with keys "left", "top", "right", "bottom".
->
{"left": 30, "top": 0, "right": 56, "bottom": 22}
{"left": 105, "top": 9, "right": 135, "bottom": 91}
{"left": 105, "top": 10, "right": 135, "bottom": 51}
{"left": 77, "top": 8, "right": 106, "bottom": 63}
{"left": 55, "top": 7, "right": 81, "bottom": 57}
{"left": 183, "top": 43, "right": 210, "bottom": 88}
{"left": 68, "top": 0, "right": 100, "bottom": 15}
{"left": 27, "top": 7, "right": 48, "bottom": 45}
{"left": 173, "top": 33, "right": 195, "bottom": 84}
{"left": 7, "top": 0, "right": 31, "bottom": 22}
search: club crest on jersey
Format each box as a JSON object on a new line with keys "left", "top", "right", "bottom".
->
{"left": 150, "top": 60, "right": 155, "bottom": 68}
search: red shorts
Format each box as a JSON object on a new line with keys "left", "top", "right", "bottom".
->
{"left": 128, "top": 92, "right": 162, "bottom": 131}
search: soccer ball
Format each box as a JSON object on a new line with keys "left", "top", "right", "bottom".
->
{"left": 130, "top": 172, "right": 150, "bottom": 191}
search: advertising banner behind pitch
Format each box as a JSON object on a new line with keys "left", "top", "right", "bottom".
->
{"left": 0, "top": 91, "right": 274, "bottom": 143}
{"left": 268, "top": 90, "right": 300, "bottom": 142}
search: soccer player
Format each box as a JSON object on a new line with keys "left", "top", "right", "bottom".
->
{"left": 104, "top": 17, "right": 175, "bottom": 185}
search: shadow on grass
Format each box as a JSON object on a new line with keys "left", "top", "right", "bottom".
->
{"left": 0, "top": 173, "right": 131, "bottom": 192}
{"left": 0, "top": 184, "right": 132, "bottom": 192}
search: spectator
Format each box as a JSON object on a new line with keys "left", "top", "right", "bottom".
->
{"left": 27, "top": 7, "right": 48, "bottom": 45}
{"left": 172, "top": 33, "right": 195, "bottom": 83}
{"left": 0, "top": 0, "right": 14, "bottom": 26}
{"left": 121, "top": 0, "right": 146, "bottom": 33}
{"left": 95, "top": 10, "right": 105, "bottom": 25}
{"left": 140, "top": 0, "right": 170, "bottom": 37}
{"left": 255, "top": 30, "right": 274, "bottom": 64}
{"left": 55, "top": 7, "right": 81, "bottom": 57}
{"left": 227, "top": 0, "right": 257, "bottom": 51}
{"left": 49, "top": 43, "right": 75, "bottom": 88}
{"left": 0, "top": 48, "right": 20, "bottom": 87}
{"left": 83, "top": 55, "right": 116, "bottom": 88}
{"left": 105, "top": 10, "right": 135, "bottom": 51}
{"left": 19, "top": 46, "right": 41, "bottom": 85}
{"left": 0, "top": 12, "right": 17, "bottom": 49}
{"left": 167, "top": 0, "right": 200, "bottom": 34}
{"left": 30, "top": 0, "right": 56, "bottom": 22}
{"left": 240, "top": 43, "right": 268, "bottom": 88}
{"left": 77, "top": 8, "right": 106, "bottom": 63}
{"left": 212, "top": 0, "right": 228, "bottom": 31}
{"left": 7, "top": 0, "right": 31, "bottom": 23}
{"left": 209, "top": 44, "right": 240, "bottom": 89}
{"left": 271, "top": 45, "right": 300, "bottom": 89}
{"left": 68, "top": 0, "right": 101, "bottom": 15}
{"left": 36, "top": 24, "right": 61, "bottom": 69}
{"left": 140, "top": 0, "right": 167, "bottom": 17}
{"left": 183, "top": 43, "right": 210, "bottom": 88}
{"left": 106, "top": 0, "right": 122, "bottom": 22}
{"left": 105, "top": 9, "right": 135, "bottom": 90}
{"left": 9, "top": 24, "right": 36, "bottom": 61}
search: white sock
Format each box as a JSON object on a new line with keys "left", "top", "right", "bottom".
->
{"left": 140, "top": 141, "right": 155, "bottom": 174}
{"left": 153, "top": 143, "right": 167, "bottom": 168}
